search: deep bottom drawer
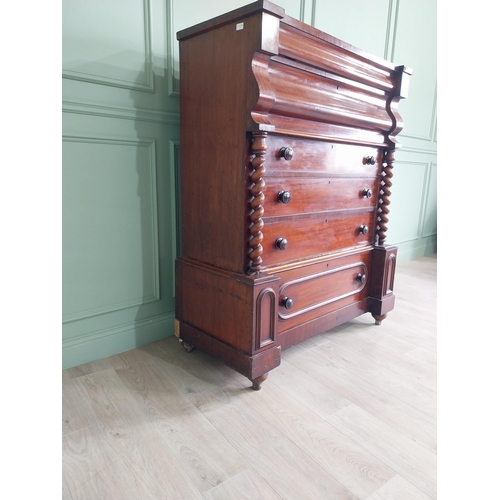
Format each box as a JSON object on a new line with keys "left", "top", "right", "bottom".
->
{"left": 275, "top": 250, "right": 371, "bottom": 333}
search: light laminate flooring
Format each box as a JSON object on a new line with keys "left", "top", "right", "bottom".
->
{"left": 62, "top": 254, "right": 437, "bottom": 499}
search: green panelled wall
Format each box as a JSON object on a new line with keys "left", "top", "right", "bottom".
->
{"left": 62, "top": 0, "right": 180, "bottom": 369}
{"left": 62, "top": 0, "right": 437, "bottom": 369}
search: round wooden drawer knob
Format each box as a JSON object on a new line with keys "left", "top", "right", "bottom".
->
{"left": 275, "top": 237, "right": 288, "bottom": 250}
{"left": 279, "top": 147, "right": 294, "bottom": 161}
{"left": 365, "top": 156, "right": 376, "bottom": 165}
{"left": 362, "top": 188, "right": 372, "bottom": 198}
{"left": 356, "top": 273, "right": 366, "bottom": 284}
{"left": 281, "top": 297, "right": 294, "bottom": 309}
{"left": 278, "top": 190, "right": 292, "bottom": 204}
{"left": 359, "top": 225, "right": 369, "bottom": 235}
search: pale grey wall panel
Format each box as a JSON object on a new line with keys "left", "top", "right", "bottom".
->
{"left": 62, "top": 110, "right": 179, "bottom": 368}
{"left": 386, "top": 150, "right": 437, "bottom": 261}
{"left": 313, "top": 0, "right": 394, "bottom": 59}
{"left": 62, "top": 0, "right": 180, "bottom": 369}
{"left": 62, "top": 0, "right": 181, "bottom": 370}
{"left": 388, "top": 0, "right": 437, "bottom": 258}
{"left": 280, "top": 0, "right": 302, "bottom": 19}
{"left": 63, "top": 0, "right": 178, "bottom": 115}
{"left": 63, "top": 312, "right": 175, "bottom": 370}
{"left": 63, "top": 0, "right": 153, "bottom": 91}
{"left": 387, "top": 161, "right": 427, "bottom": 244}
{"left": 62, "top": 136, "right": 159, "bottom": 322}
{"left": 422, "top": 162, "right": 437, "bottom": 238}
{"left": 392, "top": 0, "right": 437, "bottom": 143}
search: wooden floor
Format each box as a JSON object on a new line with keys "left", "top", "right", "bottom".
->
{"left": 62, "top": 254, "right": 437, "bottom": 500}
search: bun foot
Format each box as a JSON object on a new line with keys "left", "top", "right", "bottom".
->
{"left": 180, "top": 339, "right": 195, "bottom": 353}
{"left": 372, "top": 314, "right": 387, "bottom": 326}
{"left": 250, "top": 373, "right": 268, "bottom": 391}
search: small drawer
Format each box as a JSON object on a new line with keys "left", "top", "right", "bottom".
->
{"left": 264, "top": 135, "right": 381, "bottom": 176}
{"left": 275, "top": 251, "right": 371, "bottom": 332}
{"left": 262, "top": 212, "right": 374, "bottom": 267}
{"left": 263, "top": 177, "right": 378, "bottom": 217}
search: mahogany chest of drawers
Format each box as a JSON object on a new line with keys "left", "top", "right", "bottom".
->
{"left": 175, "top": 0, "right": 411, "bottom": 389}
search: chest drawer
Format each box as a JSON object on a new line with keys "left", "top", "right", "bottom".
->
{"left": 275, "top": 250, "right": 371, "bottom": 333}
{"left": 263, "top": 176, "right": 378, "bottom": 217}
{"left": 262, "top": 211, "right": 374, "bottom": 267}
{"left": 264, "top": 135, "right": 382, "bottom": 176}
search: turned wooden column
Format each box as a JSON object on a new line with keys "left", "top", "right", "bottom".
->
{"left": 376, "top": 148, "right": 395, "bottom": 246}
{"left": 248, "top": 132, "right": 267, "bottom": 274}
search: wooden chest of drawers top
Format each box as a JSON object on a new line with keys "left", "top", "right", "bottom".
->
{"left": 177, "top": 0, "right": 411, "bottom": 274}
{"left": 177, "top": 0, "right": 411, "bottom": 147}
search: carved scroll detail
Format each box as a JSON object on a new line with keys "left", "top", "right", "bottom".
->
{"left": 376, "top": 149, "right": 395, "bottom": 246}
{"left": 248, "top": 132, "right": 267, "bottom": 274}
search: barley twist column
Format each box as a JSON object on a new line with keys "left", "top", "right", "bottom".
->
{"left": 247, "top": 132, "right": 267, "bottom": 274}
{"left": 376, "top": 148, "right": 395, "bottom": 246}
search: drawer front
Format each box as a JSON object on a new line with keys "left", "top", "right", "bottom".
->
{"left": 275, "top": 251, "right": 371, "bottom": 332}
{"left": 263, "top": 177, "right": 379, "bottom": 217}
{"left": 262, "top": 211, "right": 374, "bottom": 266}
{"left": 264, "top": 135, "right": 381, "bottom": 176}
